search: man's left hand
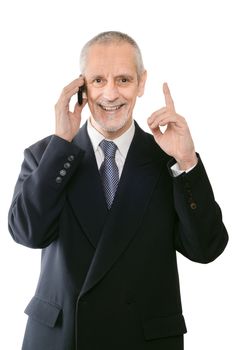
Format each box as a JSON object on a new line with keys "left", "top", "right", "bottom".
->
{"left": 147, "top": 83, "right": 198, "bottom": 170}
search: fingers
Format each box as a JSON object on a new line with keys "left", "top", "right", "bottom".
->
{"left": 57, "top": 76, "right": 86, "bottom": 107}
{"left": 163, "top": 82, "right": 175, "bottom": 112}
{"left": 54, "top": 76, "right": 87, "bottom": 142}
{"left": 147, "top": 107, "right": 168, "bottom": 126}
{"left": 147, "top": 83, "right": 179, "bottom": 129}
{"left": 73, "top": 97, "right": 88, "bottom": 114}
{"left": 148, "top": 112, "right": 185, "bottom": 131}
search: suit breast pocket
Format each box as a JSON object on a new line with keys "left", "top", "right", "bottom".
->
{"left": 24, "top": 296, "right": 62, "bottom": 328}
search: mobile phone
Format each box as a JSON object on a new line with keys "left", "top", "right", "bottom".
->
{"left": 77, "top": 85, "right": 85, "bottom": 105}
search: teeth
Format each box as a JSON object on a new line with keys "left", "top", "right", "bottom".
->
{"left": 101, "top": 105, "right": 122, "bottom": 111}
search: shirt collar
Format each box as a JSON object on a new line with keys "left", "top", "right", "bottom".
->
{"left": 87, "top": 119, "right": 135, "bottom": 159}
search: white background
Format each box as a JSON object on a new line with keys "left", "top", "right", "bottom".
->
{"left": 0, "top": 0, "right": 231, "bottom": 349}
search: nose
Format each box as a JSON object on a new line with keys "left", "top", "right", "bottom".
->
{"left": 102, "top": 80, "right": 120, "bottom": 101}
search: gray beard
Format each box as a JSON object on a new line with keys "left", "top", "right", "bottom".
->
{"left": 94, "top": 114, "right": 129, "bottom": 133}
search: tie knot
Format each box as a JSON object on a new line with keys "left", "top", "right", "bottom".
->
{"left": 99, "top": 140, "right": 117, "bottom": 158}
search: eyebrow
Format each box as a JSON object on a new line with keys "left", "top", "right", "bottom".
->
{"left": 88, "top": 74, "right": 135, "bottom": 81}
{"left": 116, "top": 74, "right": 135, "bottom": 81}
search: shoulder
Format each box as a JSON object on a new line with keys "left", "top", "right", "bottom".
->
{"left": 25, "top": 135, "right": 53, "bottom": 162}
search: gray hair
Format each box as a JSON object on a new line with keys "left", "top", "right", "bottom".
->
{"left": 80, "top": 31, "right": 145, "bottom": 79}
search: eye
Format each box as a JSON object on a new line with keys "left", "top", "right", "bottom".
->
{"left": 117, "top": 76, "right": 131, "bottom": 86}
{"left": 92, "top": 77, "right": 105, "bottom": 87}
{"left": 95, "top": 78, "right": 102, "bottom": 83}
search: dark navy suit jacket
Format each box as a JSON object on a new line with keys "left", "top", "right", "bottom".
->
{"left": 8, "top": 122, "right": 228, "bottom": 350}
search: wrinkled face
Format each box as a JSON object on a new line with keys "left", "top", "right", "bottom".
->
{"left": 84, "top": 43, "right": 146, "bottom": 138}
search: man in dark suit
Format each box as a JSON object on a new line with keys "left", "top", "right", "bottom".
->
{"left": 8, "top": 31, "right": 228, "bottom": 350}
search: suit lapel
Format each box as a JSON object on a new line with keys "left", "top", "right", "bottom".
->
{"left": 80, "top": 123, "right": 167, "bottom": 297}
{"left": 67, "top": 123, "right": 108, "bottom": 248}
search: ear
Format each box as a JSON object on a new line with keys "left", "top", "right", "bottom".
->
{"left": 137, "top": 70, "right": 147, "bottom": 97}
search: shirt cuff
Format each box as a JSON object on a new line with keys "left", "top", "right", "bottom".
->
{"left": 171, "top": 162, "right": 197, "bottom": 177}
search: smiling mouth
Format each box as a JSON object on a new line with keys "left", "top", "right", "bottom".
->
{"left": 98, "top": 104, "right": 125, "bottom": 112}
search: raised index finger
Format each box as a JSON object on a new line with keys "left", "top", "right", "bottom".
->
{"left": 163, "top": 82, "right": 175, "bottom": 111}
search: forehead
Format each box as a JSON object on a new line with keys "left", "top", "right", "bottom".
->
{"left": 84, "top": 42, "right": 137, "bottom": 76}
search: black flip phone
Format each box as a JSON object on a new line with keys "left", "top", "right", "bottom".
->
{"left": 77, "top": 85, "right": 85, "bottom": 105}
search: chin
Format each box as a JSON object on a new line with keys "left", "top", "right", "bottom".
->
{"left": 95, "top": 116, "right": 130, "bottom": 134}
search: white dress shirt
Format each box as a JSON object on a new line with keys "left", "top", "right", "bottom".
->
{"left": 87, "top": 119, "right": 196, "bottom": 177}
{"left": 87, "top": 119, "right": 135, "bottom": 178}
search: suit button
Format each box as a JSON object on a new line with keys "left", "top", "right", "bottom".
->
{"left": 56, "top": 176, "right": 62, "bottom": 184}
{"left": 67, "top": 155, "right": 75, "bottom": 162}
{"left": 60, "top": 169, "right": 67, "bottom": 176}
{"left": 190, "top": 202, "right": 197, "bottom": 209}
{"left": 64, "top": 162, "right": 71, "bottom": 169}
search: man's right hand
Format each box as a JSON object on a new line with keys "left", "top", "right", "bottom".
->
{"left": 55, "top": 76, "right": 87, "bottom": 142}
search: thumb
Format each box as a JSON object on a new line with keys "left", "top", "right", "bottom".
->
{"left": 74, "top": 98, "right": 88, "bottom": 113}
{"left": 147, "top": 121, "right": 163, "bottom": 143}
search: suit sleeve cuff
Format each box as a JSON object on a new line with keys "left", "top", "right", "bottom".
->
{"left": 168, "top": 154, "right": 199, "bottom": 177}
{"left": 171, "top": 161, "right": 198, "bottom": 177}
